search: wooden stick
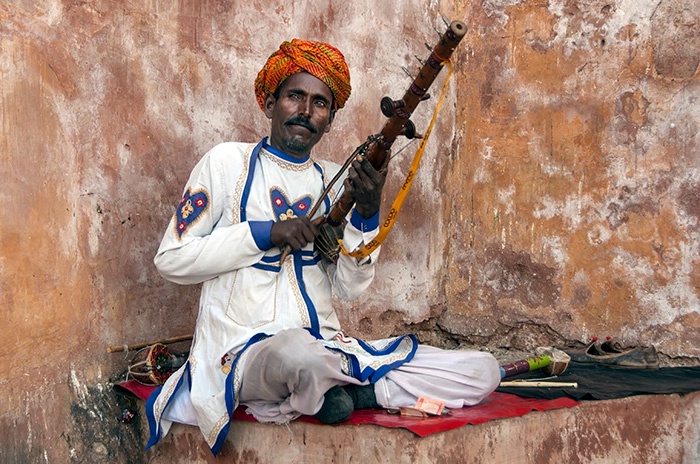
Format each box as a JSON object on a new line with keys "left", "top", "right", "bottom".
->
{"left": 499, "top": 381, "right": 578, "bottom": 388}
{"left": 106, "top": 334, "right": 193, "bottom": 353}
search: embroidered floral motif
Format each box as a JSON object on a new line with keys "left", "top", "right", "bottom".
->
{"left": 174, "top": 188, "right": 209, "bottom": 239}
{"left": 221, "top": 353, "right": 233, "bottom": 375}
{"left": 270, "top": 188, "right": 312, "bottom": 221}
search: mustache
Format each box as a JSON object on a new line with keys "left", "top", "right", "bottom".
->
{"left": 284, "top": 115, "right": 318, "bottom": 134}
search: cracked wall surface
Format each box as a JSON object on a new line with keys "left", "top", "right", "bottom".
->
{"left": 1, "top": 0, "right": 698, "bottom": 462}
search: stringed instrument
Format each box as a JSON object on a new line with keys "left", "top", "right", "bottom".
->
{"left": 282, "top": 19, "right": 468, "bottom": 263}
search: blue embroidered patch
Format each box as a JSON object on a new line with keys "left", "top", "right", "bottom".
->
{"left": 175, "top": 188, "right": 209, "bottom": 238}
{"left": 270, "top": 188, "right": 312, "bottom": 221}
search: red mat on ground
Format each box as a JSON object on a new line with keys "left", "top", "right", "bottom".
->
{"left": 114, "top": 380, "right": 579, "bottom": 437}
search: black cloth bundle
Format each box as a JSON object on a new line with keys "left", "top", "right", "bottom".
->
{"left": 497, "top": 362, "right": 700, "bottom": 400}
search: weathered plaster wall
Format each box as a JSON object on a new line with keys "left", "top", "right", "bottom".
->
{"left": 0, "top": 0, "right": 698, "bottom": 462}
{"left": 434, "top": 0, "right": 700, "bottom": 361}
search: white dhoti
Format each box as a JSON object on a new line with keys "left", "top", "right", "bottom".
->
{"left": 375, "top": 344, "right": 501, "bottom": 409}
{"left": 234, "top": 328, "right": 500, "bottom": 422}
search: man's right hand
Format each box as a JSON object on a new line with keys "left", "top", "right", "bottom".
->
{"left": 270, "top": 217, "right": 321, "bottom": 251}
{"left": 343, "top": 155, "right": 386, "bottom": 219}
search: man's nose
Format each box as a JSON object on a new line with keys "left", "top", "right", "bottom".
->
{"left": 298, "top": 97, "right": 312, "bottom": 117}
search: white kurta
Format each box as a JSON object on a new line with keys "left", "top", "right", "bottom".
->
{"left": 146, "top": 138, "right": 417, "bottom": 453}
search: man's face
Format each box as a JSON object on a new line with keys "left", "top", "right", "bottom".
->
{"left": 264, "top": 72, "right": 335, "bottom": 158}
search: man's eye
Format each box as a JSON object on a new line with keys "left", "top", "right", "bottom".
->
{"left": 315, "top": 100, "right": 328, "bottom": 108}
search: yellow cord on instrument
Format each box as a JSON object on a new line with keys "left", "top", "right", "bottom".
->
{"left": 341, "top": 60, "right": 454, "bottom": 259}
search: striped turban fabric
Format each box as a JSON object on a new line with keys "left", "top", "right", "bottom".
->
{"left": 254, "top": 39, "right": 351, "bottom": 111}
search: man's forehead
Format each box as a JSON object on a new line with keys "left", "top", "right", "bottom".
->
{"left": 278, "top": 72, "right": 333, "bottom": 99}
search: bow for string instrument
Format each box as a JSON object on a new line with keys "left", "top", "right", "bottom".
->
{"left": 281, "top": 19, "right": 468, "bottom": 264}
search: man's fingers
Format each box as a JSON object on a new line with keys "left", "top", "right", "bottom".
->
{"left": 300, "top": 225, "right": 317, "bottom": 243}
{"left": 290, "top": 223, "right": 318, "bottom": 250}
{"left": 271, "top": 217, "right": 320, "bottom": 250}
{"left": 350, "top": 156, "right": 385, "bottom": 188}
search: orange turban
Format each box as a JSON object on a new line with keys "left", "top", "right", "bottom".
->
{"left": 254, "top": 39, "right": 351, "bottom": 111}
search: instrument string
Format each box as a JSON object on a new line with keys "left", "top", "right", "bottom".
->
{"left": 340, "top": 60, "right": 454, "bottom": 259}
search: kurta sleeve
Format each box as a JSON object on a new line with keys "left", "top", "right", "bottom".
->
{"left": 154, "top": 144, "right": 269, "bottom": 285}
{"left": 330, "top": 208, "right": 382, "bottom": 301}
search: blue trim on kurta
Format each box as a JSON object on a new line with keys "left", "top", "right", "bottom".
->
{"left": 350, "top": 209, "right": 380, "bottom": 232}
{"left": 251, "top": 251, "right": 319, "bottom": 271}
{"left": 249, "top": 220, "right": 274, "bottom": 250}
{"left": 312, "top": 161, "right": 332, "bottom": 214}
{"left": 262, "top": 137, "right": 311, "bottom": 164}
{"left": 303, "top": 329, "right": 419, "bottom": 383}
{"left": 355, "top": 334, "right": 415, "bottom": 356}
{"left": 145, "top": 361, "right": 191, "bottom": 451}
{"left": 252, "top": 253, "right": 282, "bottom": 273}
{"left": 362, "top": 335, "right": 418, "bottom": 382}
{"left": 295, "top": 252, "right": 320, "bottom": 332}
{"left": 239, "top": 140, "right": 264, "bottom": 223}
{"left": 252, "top": 262, "right": 283, "bottom": 272}
{"left": 210, "top": 332, "right": 271, "bottom": 456}
{"left": 144, "top": 385, "right": 164, "bottom": 450}
{"left": 323, "top": 346, "right": 361, "bottom": 379}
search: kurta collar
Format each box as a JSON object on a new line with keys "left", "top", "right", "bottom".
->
{"left": 262, "top": 137, "right": 311, "bottom": 164}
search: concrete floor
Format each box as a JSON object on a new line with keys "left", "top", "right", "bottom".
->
{"left": 143, "top": 390, "right": 700, "bottom": 464}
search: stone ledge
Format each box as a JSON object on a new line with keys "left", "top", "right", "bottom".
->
{"left": 145, "top": 391, "right": 700, "bottom": 463}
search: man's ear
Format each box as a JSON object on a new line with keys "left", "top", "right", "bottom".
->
{"left": 263, "top": 93, "right": 276, "bottom": 119}
{"left": 324, "top": 109, "right": 336, "bottom": 133}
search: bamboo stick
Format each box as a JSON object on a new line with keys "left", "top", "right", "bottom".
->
{"left": 106, "top": 334, "right": 193, "bottom": 353}
{"left": 499, "top": 381, "right": 578, "bottom": 388}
